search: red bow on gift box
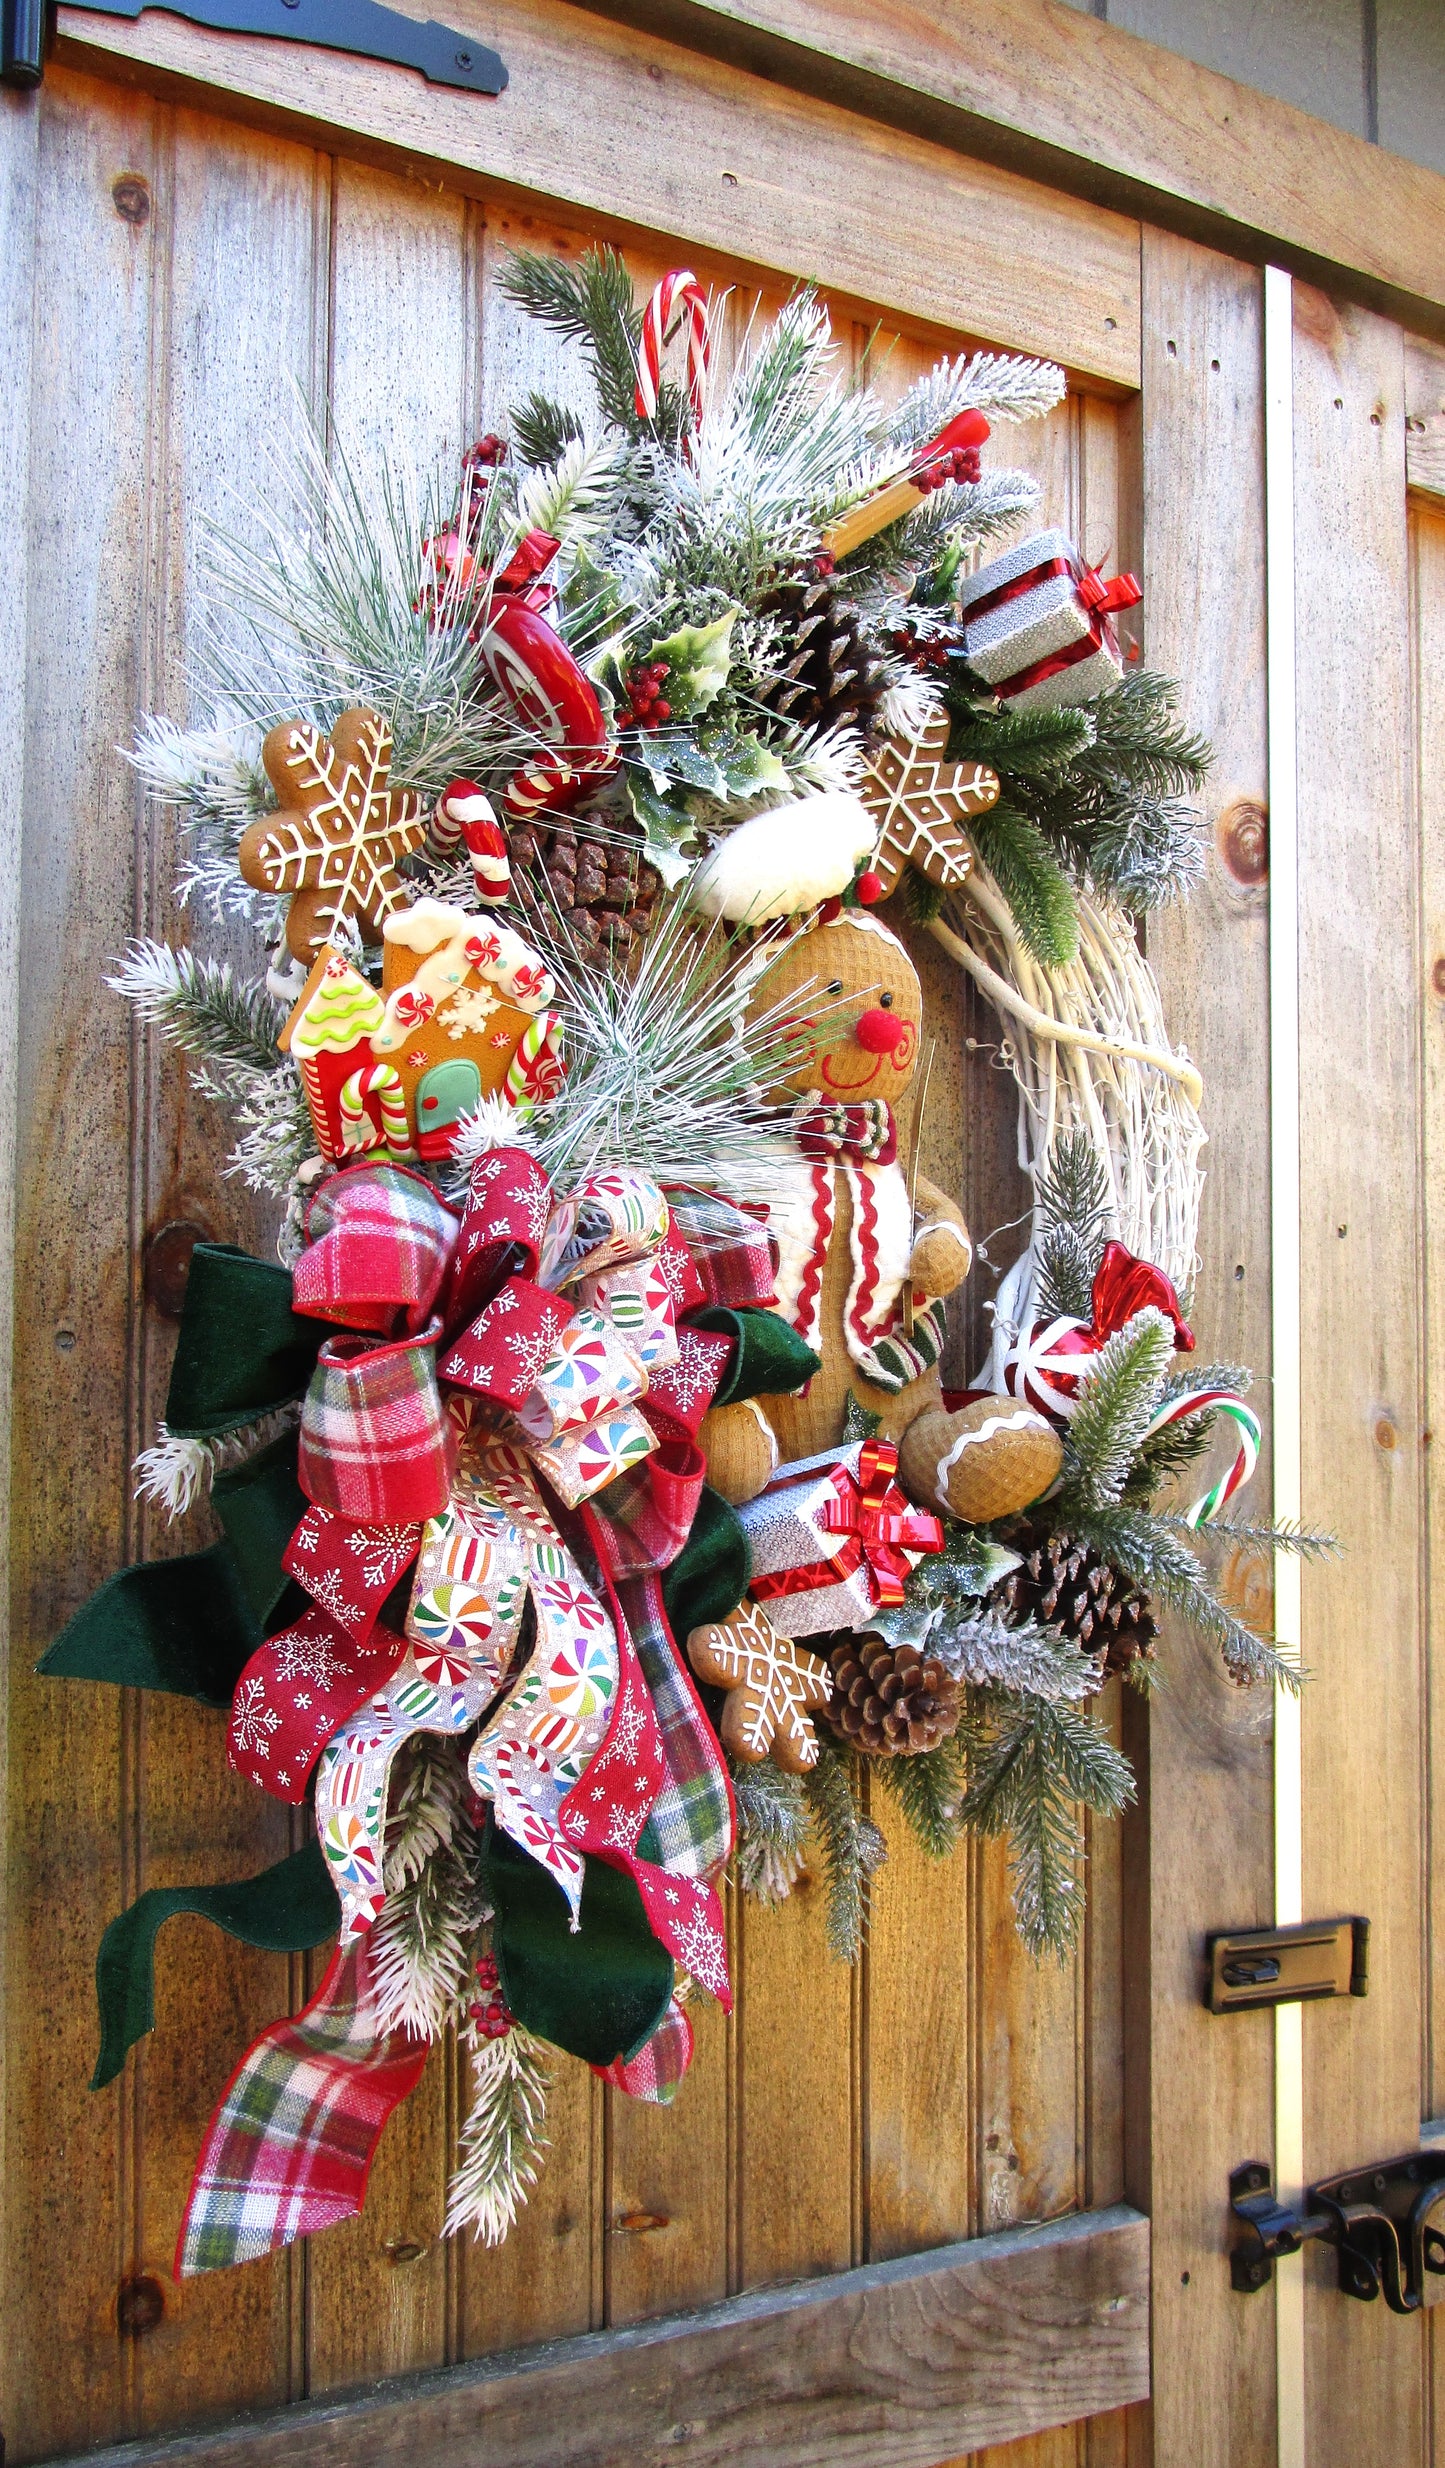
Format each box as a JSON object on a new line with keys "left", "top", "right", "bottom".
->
{"left": 752, "top": 1437, "right": 944, "bottom": 1615}
{"left": 998, "top": 1238, "right": 1194, "bottom": 1422}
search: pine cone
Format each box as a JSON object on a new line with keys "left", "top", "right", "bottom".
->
{"left": 508, "top": 819, "right": 662, "bottom": 959}
{"left": 824, "top": 1635, "right": 961, "bottom": 1755}
{"left": 755, "top": 575, "right": 887, "bottom": 735}
{"left": 991, "top": 1525, "right": 1159, "bottom": 1679}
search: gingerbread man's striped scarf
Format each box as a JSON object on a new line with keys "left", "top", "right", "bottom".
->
{"left": 755, "top": 1097, "right": 950, "bottom": 1394}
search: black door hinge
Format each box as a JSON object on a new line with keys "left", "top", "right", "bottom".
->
{"left": 1230, "top": 2154, "right": 1445, "bottom": 2312}
{"left": 3, "top": 0, "right": 506, "bottom": 91}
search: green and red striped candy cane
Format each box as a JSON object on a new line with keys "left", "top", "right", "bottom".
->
{"left": 1140, "top": 1388, "right": 1262, "bottom": 1529}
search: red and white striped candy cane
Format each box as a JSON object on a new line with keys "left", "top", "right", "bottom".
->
{"left": 431, "top": 780, "right": 512, "bottom": 905}
{"left": 504, "top": 1009, "right": 566, "bottom": 1112}
{"left": 1140, "top": 1388, "right": 1261, "bottom": 1528}
{"left": 634, "top": 271, "right": 711, "bottom": 438}
{"left": 502, "top": 746, "right": 615, "bottom": 824}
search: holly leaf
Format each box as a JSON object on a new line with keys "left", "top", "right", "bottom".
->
{"left": 645, "top": 608, "right": 739, "bottom": 721}
{"left": 703, "top": 727, "right": 791, "bottom": 799}
{"left": 657, "top": 737, "right": 728, "bottom": 798}
{"left": 624, "top": 765, "right": 701, "bottom": 886}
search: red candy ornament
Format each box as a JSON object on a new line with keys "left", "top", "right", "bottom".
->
{"left": 999, "top": 1239, "right": 1195, "bottom": 1421}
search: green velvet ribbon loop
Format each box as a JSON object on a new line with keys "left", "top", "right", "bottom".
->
{"left": 165, "top": 1244, "right": 327, "bottom": 1439}
{"left": 40, "top": 1432, "right": 307, "bottom": 1703}
{"left": 692, "top": 1305, "right": 819, "bottom": 1408}
{"left": 91, "top": 1840, "right": 340, "bottom": 2091}
{"left": 483, "top": 1822, "right": 674, "bottom": 2067}
{"left": 661, "top": 1484, "right": 751, "bottom": 1638}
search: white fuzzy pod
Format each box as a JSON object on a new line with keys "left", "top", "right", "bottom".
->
{"left": 687, "top": 791, "right": 877, "bottom": 922}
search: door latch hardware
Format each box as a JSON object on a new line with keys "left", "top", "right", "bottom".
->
{"left": 1230, "top": 2154, "right": 1445, "bottom": 2311}
{"left": 1205, "top": 1915, "right": 1368, "bottom": 2013}
{"left": 3, "top": 0, "right": 506, "bottom": 90}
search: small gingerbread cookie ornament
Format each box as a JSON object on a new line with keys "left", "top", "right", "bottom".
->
{"left": 686, "top": 1603, "right": 832, "bottom": 1772}
{"left": 859, "top": 713, "right": 998, "bottom": 901}
{"left": 238, "top": 709, "right": 428, "bottom": 962}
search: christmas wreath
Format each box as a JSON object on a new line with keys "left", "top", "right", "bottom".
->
{"left": 44, "top": 256, "right": 1328, "bottom": 2268}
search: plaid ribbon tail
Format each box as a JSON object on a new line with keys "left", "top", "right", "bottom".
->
{"left": 617, "top": 1566, "right": 734, "bottom": 1885}
{"left": 175, "top": 1939, "right": 427, "bottom": 2277}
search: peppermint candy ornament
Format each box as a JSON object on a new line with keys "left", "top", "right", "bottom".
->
{"left": 999, "top": 1240, "right": 1195, "bottom": 1419}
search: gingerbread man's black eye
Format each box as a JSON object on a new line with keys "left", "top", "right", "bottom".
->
{"left": 827, "top": 979, "right": 844, "bottom": 994}
{"left": 879, "top": 991, "right": 894, "bottom": 1008}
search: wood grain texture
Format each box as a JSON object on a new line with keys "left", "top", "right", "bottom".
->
{"left": 0, "top": 81, "right": 1146, "bottom": 2463}
{"left": 0, "top": 76, "right": 38, "bottom": 2440}
{"left": 1406, "top": 338, "right": 1445, "bottom": 501}
{"left": 51, "top": 0, "right": 1142, "bottom": 388}
{"left": 1134, "top": 232, "right": 1276, "bottom": 2468}
{"left": 1291, "top": 282, "right": 1426, "bottom": 2462}
{"left": 563, "top": 0, "right": 1445, "bottom": 333}
{"left": 1412, "top": 499, "right": 1445, "bottom": 2468}
{"left": 40, "top": 2207, "right": 1149, "bottom": 2468}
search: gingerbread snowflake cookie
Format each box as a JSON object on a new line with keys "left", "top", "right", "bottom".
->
{"left": 238, "top": 708, "right": 428, "bottom": 961}
{"left": 687, "top": 1602, "right": 832, "bottom": 1772}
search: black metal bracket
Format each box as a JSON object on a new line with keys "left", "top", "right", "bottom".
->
{"left": 3, "top": 0, "right": 506, "bottom": 91}
{"left": 1205, "top": 1915, "right": 1369, "bottom": 2014}
{"left": 1230, "top": 2154, "right": 1445, "bottom": 2312}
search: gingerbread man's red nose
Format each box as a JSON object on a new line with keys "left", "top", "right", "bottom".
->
{"left": 855, "top": 1006, "right": 907, "bottom": 1054}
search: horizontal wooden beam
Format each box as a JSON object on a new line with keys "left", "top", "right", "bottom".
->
{"left": 50, "top": 2205, "right": 1148, "bottom": 2468}
{"left": 570, "top": 0, "right": 1445, "bottom": 338}
{"left": 53, "top": 0, "right": 1141, "bottom": 388}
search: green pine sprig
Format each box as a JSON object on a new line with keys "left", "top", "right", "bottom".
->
{"left": 960, "top": 1693, "right": 1134, "bottom": 1959}
{"left": 967, "top": 798, "right": 1080, "bottom": 965}
{"left": 802, "top": 1741, "right": 886, "bottom": 1962}
{"left": 871, "top": 1733, "right": 971, "bottom": 1859}
{"left": 1063, "top": 1308, "right": 1175, "bottom": 1507}
{"left": 106, "top": 941, "right": 286, "bottom": 1084}
{"left": 498, "top": 245, "right": 689, "bottom": 450}
{"left": 1034, "top": 1130, "right": 1112, "bottom": 1321}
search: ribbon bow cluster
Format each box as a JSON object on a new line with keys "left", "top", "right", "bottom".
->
{"left": 228, "top": 1148, "right": 780, "bottom": 1991}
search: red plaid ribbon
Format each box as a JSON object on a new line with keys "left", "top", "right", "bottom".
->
{"left": 299, "top": 1315, "right": 456, "bottom": 1524}
{"left": 293, "top": 1162, "right": 458, "bottom": 1336}
{"left": 750, "top": 1437, "right": 943, "bottom": 1613}
{"left": 176, "top": 1937, "right": 427, "bottom": 2276}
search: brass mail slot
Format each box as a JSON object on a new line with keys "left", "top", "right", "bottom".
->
{"left": 1205, "top": 1917, "right": 1369, "bottom": 2014}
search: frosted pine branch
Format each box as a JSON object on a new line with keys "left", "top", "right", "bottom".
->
{"left": 369, "top": 1840, "right": 483, "bottom": 2042}
{"left": 384, "top": 1742, "right": 468, "bottom": 1893}
{"left": 445, "top": 2024, "right": 552, "bottom": 2247}
{"left": 887, "top": 352, "right": 1067, "bottom": 454}
{"left": 132, "top": 1405, "right": 301, "bottom": 1521}
{"left": 732, "top": 1759, "right": 808, "bottom": 1906}
{"left": 936, "top": 1608, "right": 1104, "bottom": 1702}
{"left": 108, "top": 941, "right": 286, "bottom": 1082}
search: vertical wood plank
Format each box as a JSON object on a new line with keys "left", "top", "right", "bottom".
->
{"left": 1291, "top": 281, "right": 1426, "bottom": 2462}
{"left": 302, "top": 154, "right": 476, "bottom": 2398}
{"left": 130, "top": 97, "right": 329, "bottom": 2438}
{"left": 1414, "top": 499, "right": 1445, "bottom": 2468}
{"left": 1137, "top": 228, "right": 1276, "bottom": 2468}
{"left": 4, "top": 68, "right": 164, "bottom": 2463}
{"left": 0, "top": 63, "right": 39, "bottom": 2465}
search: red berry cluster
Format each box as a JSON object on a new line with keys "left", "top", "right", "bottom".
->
{"left": 914, "top": 445, "right": 982, "bottom": 495}
{"left": 624, "top": 661, "right": 672, "bottom": 728}
{"left": 462, "top": 433, "right": 508, "bottom": 472}
{"left": 470, "top": 1953, "right": 513, "bottom": 2042}
{"left": 891, "top": 624, "right": 965, "bottom": 674}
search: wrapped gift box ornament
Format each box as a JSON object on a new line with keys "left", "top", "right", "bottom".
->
{"left": 736, "top": 1439, "right": 944, "bottom": 1639}
{"left": 960, "top": 527, "right": 1142, "bottom": 711}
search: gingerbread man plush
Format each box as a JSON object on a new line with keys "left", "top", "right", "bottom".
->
{"left": 702, "top": 908, "right": 1059, "bottom": 1523}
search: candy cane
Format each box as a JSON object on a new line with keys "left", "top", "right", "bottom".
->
{"left": 431, "top": 780, "right": 512, "bottom": 904}
{"left": 502, "top": 747, "right": 616, "bottom": 824}
{"left": 634, "top": 271, "right": 711, "bottom": 438}
{"left": 504, "top": 1009, "right": 565, "bottom": 1112}
{"left": 1140, "top": 1389, "right": 1262, "bottom": 1528}
{"left": 338, "top": 1062, "right": 415, "bottom": 1160}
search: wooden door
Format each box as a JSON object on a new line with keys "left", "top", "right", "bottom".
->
{"left": 0, "top": 14, "right": 1437, "bottom": 2466}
